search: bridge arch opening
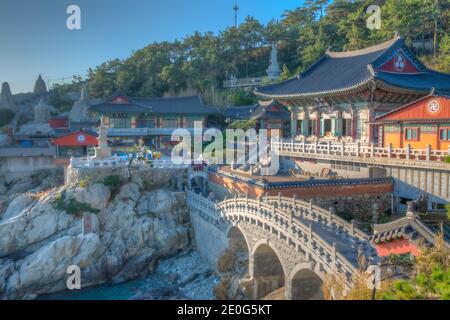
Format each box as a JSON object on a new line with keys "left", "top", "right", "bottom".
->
{"left": 252, "top": 243, "right": 285, "bottom": 299}
{"left": 218, "top": 226, "right": 249, "bottom": 275}
{"left": 289, "top": 268, "right": 323, "bottom": 300}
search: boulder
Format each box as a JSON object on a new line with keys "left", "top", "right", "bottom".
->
{"left": 75, "top": 183, "right": 110, "bottom": 210}
{"left": 2, "top": 194, "right": 34, "bottom": 221}
{"left": 5, "top": 234, "right": 105, "bottom": 299}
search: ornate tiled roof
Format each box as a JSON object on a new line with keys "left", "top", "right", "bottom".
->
{"left": 90, "top": 91, "right": 217, "bottom": 115}
{"left": 255, "top": 37, "right": 450, "bottom": 99}
{"left": 370, "top": 213, "right": 450, "bottom": 247}
{"left": 224, "top": 105, "right": 258, "bottom": 119}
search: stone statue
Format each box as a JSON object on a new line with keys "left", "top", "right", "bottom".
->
{"left": 34, "top": 97, "right": 51, "bottom": 124}
{"left": 33, "top": 74, "right": 47, "bottom": 94}
{"left": 69, "top": 86, "right": 91, "bottom": 123}
{"left": 93, "top": 116, "right": 112, "bottom": 160}
{"left": 267, "top": 42, "right": 280, "bottom": 80}
{"left": 0, "top": 82, "right": 17, "bottom": 111}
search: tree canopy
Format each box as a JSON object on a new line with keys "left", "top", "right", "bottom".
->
{"left": 54, "top": 0, "right": 450, "bottom": 108}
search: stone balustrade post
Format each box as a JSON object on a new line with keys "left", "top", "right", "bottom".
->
{"left": 406, "top": 144, "right": 411, "bottom": 160}
{"left": 356, "top": 142, "right": 360, "bottom": 157}
{"left": 426, "top": 144, "right": 431, "bottom": 161}
{"left": 314, "top": 141, "right": 318, "bottom": 154}
{"left": 329, "top": 207, "right": 336, "bottom": 224}
{"left": 327, "top": 141, "right": 331, "bottom": 155}
{"left": 332, "top": 242, "right": 337, "bottom": 270}
{"left": 370, "top": 143, "right": 375, "bottom": 158}
{"left": 302, "top": 141, "right": 305, "bottom": 153}
{"left": 291, "top": 137, "right": 295, "bottom": 152}
{"left": 350, "top": 219, "right": 356, "bottom": 237}
{"left": 387, "top": 143, "right": 392, "bottom": 158}
{"left": 308, "top": 224, "right": 313, "bottom": 248}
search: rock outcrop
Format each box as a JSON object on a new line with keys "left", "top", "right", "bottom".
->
{"left": 0, "top": 173, "right": 191, "bottom": 299}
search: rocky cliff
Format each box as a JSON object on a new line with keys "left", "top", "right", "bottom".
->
{"left": 0, "top": 172, "right": 191, "bottom": 299}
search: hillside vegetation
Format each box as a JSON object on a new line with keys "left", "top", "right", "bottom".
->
{"left": 52, "top": 0, "right": 450, "bottom": 108}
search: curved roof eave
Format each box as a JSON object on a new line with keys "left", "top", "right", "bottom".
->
{"left": 254, "top": 77, "right": 375, "bottom": 100}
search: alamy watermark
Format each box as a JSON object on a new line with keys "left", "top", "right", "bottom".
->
{"left": 170, "top": 122, "right": 280, "bottom": 175}
{"left": 66, "top": 265, "right": 81, "bottom": 290}
{"left": 66, "top": 5, "right": 81, "bottom": 30}
{"left": 366, "top": 5, "right": 381, "bottom": 30}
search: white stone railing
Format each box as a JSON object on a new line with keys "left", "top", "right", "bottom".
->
{"left": 264, "top": 194, "right": 368, "bottom": 241}
{"left": 69, "top": 156, "right": 192, "bottom": 169}
{"left": 148, "top": 160, "right": 191, "bottom": 169}
{"left": 69, "top": 156, "right": 128, "bottom": 168}
{"left": 187, "top": 190, "right": 375, "bottom": 284}
{"left": 272, "top": 139, "right": 450, "bottom": 165}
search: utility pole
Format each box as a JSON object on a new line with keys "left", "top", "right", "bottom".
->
{"left": 233, "top": 0, "right": 239, "bottom": 28}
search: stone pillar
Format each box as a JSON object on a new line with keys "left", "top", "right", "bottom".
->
{"left": 291, "top": 110, "right": 298, "bottom": 137}
{"left": 426, "top": 144, "right": 431, "bottom": 161}
{"left": 371, "top": 203, "right": 380, "bottom": 223}
{"left": 387, "top": 143, "right": 392, "bottom": 158}
{"left": 406, "top": 144, "right": 411, "bottom": 160}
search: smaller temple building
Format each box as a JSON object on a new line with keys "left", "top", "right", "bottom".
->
{"left": 89, "top": 91, "right": 217, "bottom": 154}
{"left": 251, "top": 100, "right": 291, "bottom": 137}
{"left": 53, "top": 130, "right": 98, "bottom": 158}
{"left": 374, "top": 93, "right": 450, "bottom": 150}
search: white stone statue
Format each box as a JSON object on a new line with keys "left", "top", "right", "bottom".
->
{"left": 34, "top": 97, "right": 51, "bottom": 124}
{"left": 69, "top": 86, "right": 91, "bottom": 123}
{"left": 93, "top": 116, "right": 112, "bottom": 160}
{"left": 267, "top": 42, "right": 281, "bottom": 80}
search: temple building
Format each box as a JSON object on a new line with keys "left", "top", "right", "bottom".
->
{"left": 255, "top": 35, "right": 450, "bottom": 145}
{"left": 374, "top": 92, "right": 450, "bottom": 150}
{"left": 89, "top": 91, "right": 217, "bottom": 153}
{"left": 53, "top": 130, "right": 98, "bottom": 158}
{"left": 250, "top": 100, "right": 291, "bottom": 137}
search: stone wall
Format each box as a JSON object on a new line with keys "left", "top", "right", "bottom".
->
{"left": 0, "top": 156, "right": 55, "bottom": 174}
{"left": 66, "top": 164, "right": 189, "bottom": 190}
{"left": 189, "top": 211, "right": 228, "bottom": 270}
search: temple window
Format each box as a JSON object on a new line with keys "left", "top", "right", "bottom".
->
{"left": 323, "top": 119, "right": 332, "bottom": 136}
{"left": 309, "top": 120, "right": 316, "bottom": 135}
{"left": 185, "top": 116, "right": 202, "bottom": 128}
{"left": 162, "top": 117, "right": 179, "bottom": 128}
{"left": 109, "top": 114, "right": 131, "bottom": 128}
{"left": 439, "top": 128, "right": 450, "bottom": 141}
{"left": 342, "top": 119, "right": 352, "bottom": 136}
{"left": 405, "top": 127, "right": 419, "bottom": 141}
{"left": 136, "top": 114, "right": 155, "bottom": 128}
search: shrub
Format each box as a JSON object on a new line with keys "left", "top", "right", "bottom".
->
{"left": 52, "top": 192, "right": 100, "bottom": 216}
{"left": 65, "top": 198, "right": 100, "bottom": 216}
{"left": 101, "top": 175, "right": 122, "bottom": 196}
{"left": 78, "top": 176, "right": 92, "bottom": 188}
{"left": 0, "top": 109, "right": 15, "bottom": 127}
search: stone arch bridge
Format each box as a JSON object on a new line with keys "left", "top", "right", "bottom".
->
{"left": 187, "top": 191, "right": 379, "bottom": 300}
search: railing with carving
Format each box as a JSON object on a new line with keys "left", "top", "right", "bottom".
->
{"left": 272, "top": 139, "right": 450, "bottom": 167}
{"left": 187, "top": 190, "right": 377, "bottom": 285}
{"left": 69, "top": 157, "right": 190, "bottom": 169}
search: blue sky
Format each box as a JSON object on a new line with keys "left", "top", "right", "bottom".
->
{"left": 0, "top": 0, "right": 304, "bottom": 94}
